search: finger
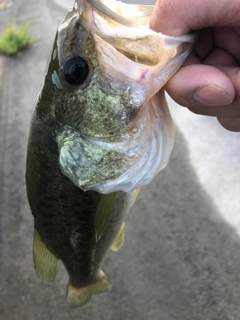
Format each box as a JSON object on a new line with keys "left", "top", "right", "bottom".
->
{"left": 184, "top": 30, "right": 239, "bottom": 67}
{"left": 203, "top": 47, "right": 239, "bottom": 66}
{"left": 190, "top": 65, "right": 240, "bottom": 118}
{"left": 192, "top": 28, "right": 213, "bottom": 61}
{"left": 165, "top": 64, "right": 235, "bottom": 116}
{"left": 185, "top": 46, "right": 238, "bottom": 67}
{"left": 213, "top": 27, "right": 240, "bottom": 63}
{"left": 150, "top": 0, "right": 240, "bottom": 36}
{"left": 217, "top": 117, "right": 240, "bottom": 131}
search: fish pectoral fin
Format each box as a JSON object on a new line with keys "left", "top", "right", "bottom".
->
{"left": 111, "top": 222, "right": 125, "bottom": 251}
{"left": 67, "top": 271, "right": 111, "bottom": 308}
{"left": 33, "top": 229, "right": 58, "bottom": 284}
{"left": 133, "top": 188, "right": 140, "bottom": 205}
{"left": 95, "top": 192, "right": 117, "bottom": 242}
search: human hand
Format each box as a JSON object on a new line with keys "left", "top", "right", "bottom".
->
{"left": 150, "top": 0, "right": 240, "bottom": 131}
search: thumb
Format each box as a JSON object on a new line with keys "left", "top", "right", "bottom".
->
{"left": 150, "top": 0, "right": 240, "bottom": 36}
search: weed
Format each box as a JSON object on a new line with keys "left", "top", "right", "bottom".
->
{"left": 0, "top": 23, "right": 34, "bottom": 55}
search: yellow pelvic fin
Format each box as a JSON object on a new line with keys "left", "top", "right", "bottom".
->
{"left": 95, "top": 192, "right": 117, "bottom": 242}
{"left": 133, "top": 188, "right": 140, "bottom": 204}
{"left": 67, "top": 271, "right": 111, "bottom": 308}
{"left": 111, "top": 222, "right": 125, "bottom": 251}
{"left": 33, "top": 229, "right": 58, "bottom": 284}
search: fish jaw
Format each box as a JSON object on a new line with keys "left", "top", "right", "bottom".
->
{"left": 53, "top": 1, "right": 196, "bottom": 193}
{"left": 57, "top": 90, "right": 174, "bottom": 193}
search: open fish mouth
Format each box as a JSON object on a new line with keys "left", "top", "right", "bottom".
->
{"left": 75, "top": 0, "right": 195, "bottom": 66}
{"left": 56, "top": 0, "right": 196, "bottom": 194}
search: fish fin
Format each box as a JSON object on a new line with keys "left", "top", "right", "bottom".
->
{"left": 111, "top": 222, "right": 125, "bottom": 251}
{"left": 111, "top": 189, "right": 139, "bottom": 251}
{"left": 95, "top": 192, "right": 117, "bottom": 242}
{"left": 133, "top": 188, "right": 140, "bottom": 204}
{"left": 67, "top": 271, "right": 111, "bottom": 307}
{"left": 33, "top": 229, "right": 58, "bottom": 284}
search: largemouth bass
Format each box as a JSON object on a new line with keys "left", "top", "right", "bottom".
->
{"left": 26, "top": 0, "right": 195, "bottom": 307}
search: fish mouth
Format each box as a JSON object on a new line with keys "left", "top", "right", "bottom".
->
{"left": 76, "top": 0, "right": 140, "bottom": 27}
{"left": 74, "top": 0, "right": 166, "bottom": 66}
{"left": 74, "top": 0, "right": 196, "bottom": 66}
{"left": 75, "top": 0, "right": 156, "bottom": 26}
{"left": 56, "top": 0, "right": 196, "bottom": 194}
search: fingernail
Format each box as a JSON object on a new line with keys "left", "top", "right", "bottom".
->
{"left": 194, "top": 85, "right": 233, "bottom": 106}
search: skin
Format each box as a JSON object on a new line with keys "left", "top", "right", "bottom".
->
{"left": 150, "top": 0, "right": 240, "bottom": 132}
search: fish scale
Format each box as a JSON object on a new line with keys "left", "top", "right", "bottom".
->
{"left": 27, "top": 118, "right": 102, "bottom": 280}
{"left": 26, "top": 0, "right": 195, "bottom": 307}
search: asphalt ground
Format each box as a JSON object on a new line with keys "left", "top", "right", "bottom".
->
{"left": 0, "top": 0, "right": 240, "bottom": 319}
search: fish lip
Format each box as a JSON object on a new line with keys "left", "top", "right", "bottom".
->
{"left": 75, "top": 0, "right": 140, "bottom": 28}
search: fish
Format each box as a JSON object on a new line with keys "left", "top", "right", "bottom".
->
{"left": 25, "top": 0, "right": 196, "bottom": 308}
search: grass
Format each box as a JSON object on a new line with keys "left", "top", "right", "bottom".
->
{"left": 0, "top": 23, "right": 34, "bottom": 55}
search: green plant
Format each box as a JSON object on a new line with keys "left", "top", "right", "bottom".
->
{"left": 0, "top": 23, "right": 34, "bottom": 55}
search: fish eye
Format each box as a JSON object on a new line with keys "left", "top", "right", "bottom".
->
{"left": 62, "top": 57, "right": 89, "bottom": 86}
